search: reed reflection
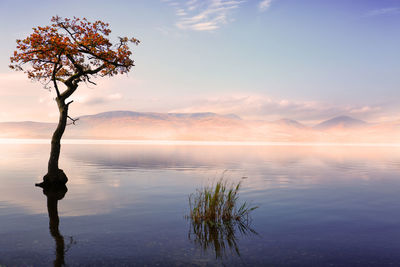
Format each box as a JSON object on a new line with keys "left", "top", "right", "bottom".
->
{"left": 188, "top": 219, "right": 257, "bottom": 259}
{"left": 37, "top": 181, "right": 75, "bottom": 267}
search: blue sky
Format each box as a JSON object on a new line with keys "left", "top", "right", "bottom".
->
{"left": 0, "top": 0, "right": 399, "bottom": 123}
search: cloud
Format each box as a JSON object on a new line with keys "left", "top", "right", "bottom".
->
{"left": 1, "top": 73, "right": 397, "bottom": 125}
{"left": 78, "top": 93, "right": 123, "bottom": 105}
{"left": 168, "top": 94, "right": 395, "bottom": 124}
{"left": 163, "top": 0, "right": 276, "bottom": 31}
{"left": 164, "top": 0, "right": 245, "bottom": 31}
{"left": 258, "top": 0, "right": 272, "bottom": 12}
{"left": 108, "top": 93, "right": 123, "bottom": 100}
{"left": 348, "top": 105, "right": 381, "bottom": 114}
{"left": 169, "top": 95, "right": 334, "bottom": 123}
{"left": 364, "top": 7, "right": 400, "bottom": 17}
{"left": 0, "top": 72, "right": 141, "bottom": 122}
{"left": 0, "top": 72, "right": 57, "bottom": 122}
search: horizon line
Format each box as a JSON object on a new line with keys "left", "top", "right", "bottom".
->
{"left": 2, "top": 138, "right": 400, "bottom": 147}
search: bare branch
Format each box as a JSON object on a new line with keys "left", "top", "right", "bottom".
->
{"left": 52, "top": 53, "right": 62, "bottom": 97}
{"left": 67, "top": 115, "right": 79, "bottom": 125}
{"left": 66, "top": 54, "right": 83, "bottom": 73}
{"left": 86, "top": 76, "right": 97, "bottom": 85}
{"left": 77, "top": 48, "right": 130, "bottom": 68}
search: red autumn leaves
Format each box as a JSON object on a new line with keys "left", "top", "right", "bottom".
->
{"left": 10, "top": 16, "right": 139, "bottom": 83}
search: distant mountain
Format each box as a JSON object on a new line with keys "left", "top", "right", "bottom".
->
{"left": 61, "top": 111, "right": 244, "bottom": 141}
{"left": 273, "top": 118, "right": 307, "bottom": 129}
{"left": 80, "top": 111, "right": 241, "bottom": 120}
{"left": 314, "top": 116, "right": 367, "bottom": 130}
{"left": 2, "top": 111, "right": 400, "bottom": 143}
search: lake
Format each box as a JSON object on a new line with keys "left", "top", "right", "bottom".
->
{"left": 1, "top": 141, "right": 400, "bottom": 266}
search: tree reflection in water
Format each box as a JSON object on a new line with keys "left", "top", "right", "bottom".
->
{"left": 36, "top": 181, "right": 76, "bottom": 267}
{"left": 188, "top": 219, "right": 258, "bottom": 259}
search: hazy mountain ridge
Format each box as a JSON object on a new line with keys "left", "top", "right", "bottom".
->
{"left": 80, "top": 111, "right": 241, "bottom": 120}
{"left": 273, "top": 118, "right": 308, "bottom": 129}
{"left": 314, "top": 116, "right": 368, "bottom": 130}
{"left": 1, "top": 111, "right": 399, "bottom": 142}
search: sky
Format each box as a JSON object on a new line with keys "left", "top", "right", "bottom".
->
{"left": 0, "top": 0, "right": 399, "bottom": 124}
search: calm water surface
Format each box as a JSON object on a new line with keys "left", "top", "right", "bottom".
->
{"left": 1, "top": 143, "right": 400, "bottom": 266}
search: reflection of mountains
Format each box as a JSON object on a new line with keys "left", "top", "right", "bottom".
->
{"left": 3, "top": 111, "right": 400, "bottom": 142}
{"left": 64, "top": 143, "right": 400, "bottom": 173}
{"left": 3, "top": 144, "right": 398, "bottom": 218}
{"left": 64, "top": 145, "right": 307, "bottom": 171}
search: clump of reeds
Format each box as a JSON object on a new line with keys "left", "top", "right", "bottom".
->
{"left": 188, "top": 179, "right": 258, "bottom": 225}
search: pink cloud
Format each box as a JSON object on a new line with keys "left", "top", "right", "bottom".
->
{"left": 169, "top": 94, "right": 397, "bottom": 124}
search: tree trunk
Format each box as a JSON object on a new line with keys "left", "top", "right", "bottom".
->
{"left": 44, "top": 97, "right": 69, "bottom": 184}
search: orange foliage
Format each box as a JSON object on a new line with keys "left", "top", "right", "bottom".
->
{"left": 10, "top": 16, "right": 139, "bottom": 92}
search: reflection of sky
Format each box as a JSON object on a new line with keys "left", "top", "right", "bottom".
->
{"left": 1, "top": 143, "right": 400, "bottom": 217}
{"left": 2, "top": 144, "right": 400, "bottom": 265}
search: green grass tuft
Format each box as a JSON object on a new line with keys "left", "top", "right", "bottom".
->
{"left": 188, "top": 178, "right": 258, "bottom": 225}
{"left": 187, "top": 178, "right": 258, "bottom": 258}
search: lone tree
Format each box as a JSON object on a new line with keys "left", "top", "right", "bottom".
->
{"left": 10, "top": 16, "right": 139, "bottom": 185}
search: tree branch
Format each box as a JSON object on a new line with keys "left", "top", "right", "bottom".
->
{"left": 77, "top": 48, "right": 130, "bottom": 68}
{"left": 51, "top": 53, "right": 62, "bottom": 98}
{"left": 66, "top": 54, "right": 83, "bottom": 73}
{"left": 67, "top": 115, "right": 79, "bottom": 125}
{"left": 86, "top": 76, "right": 97, "bottom": 85}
